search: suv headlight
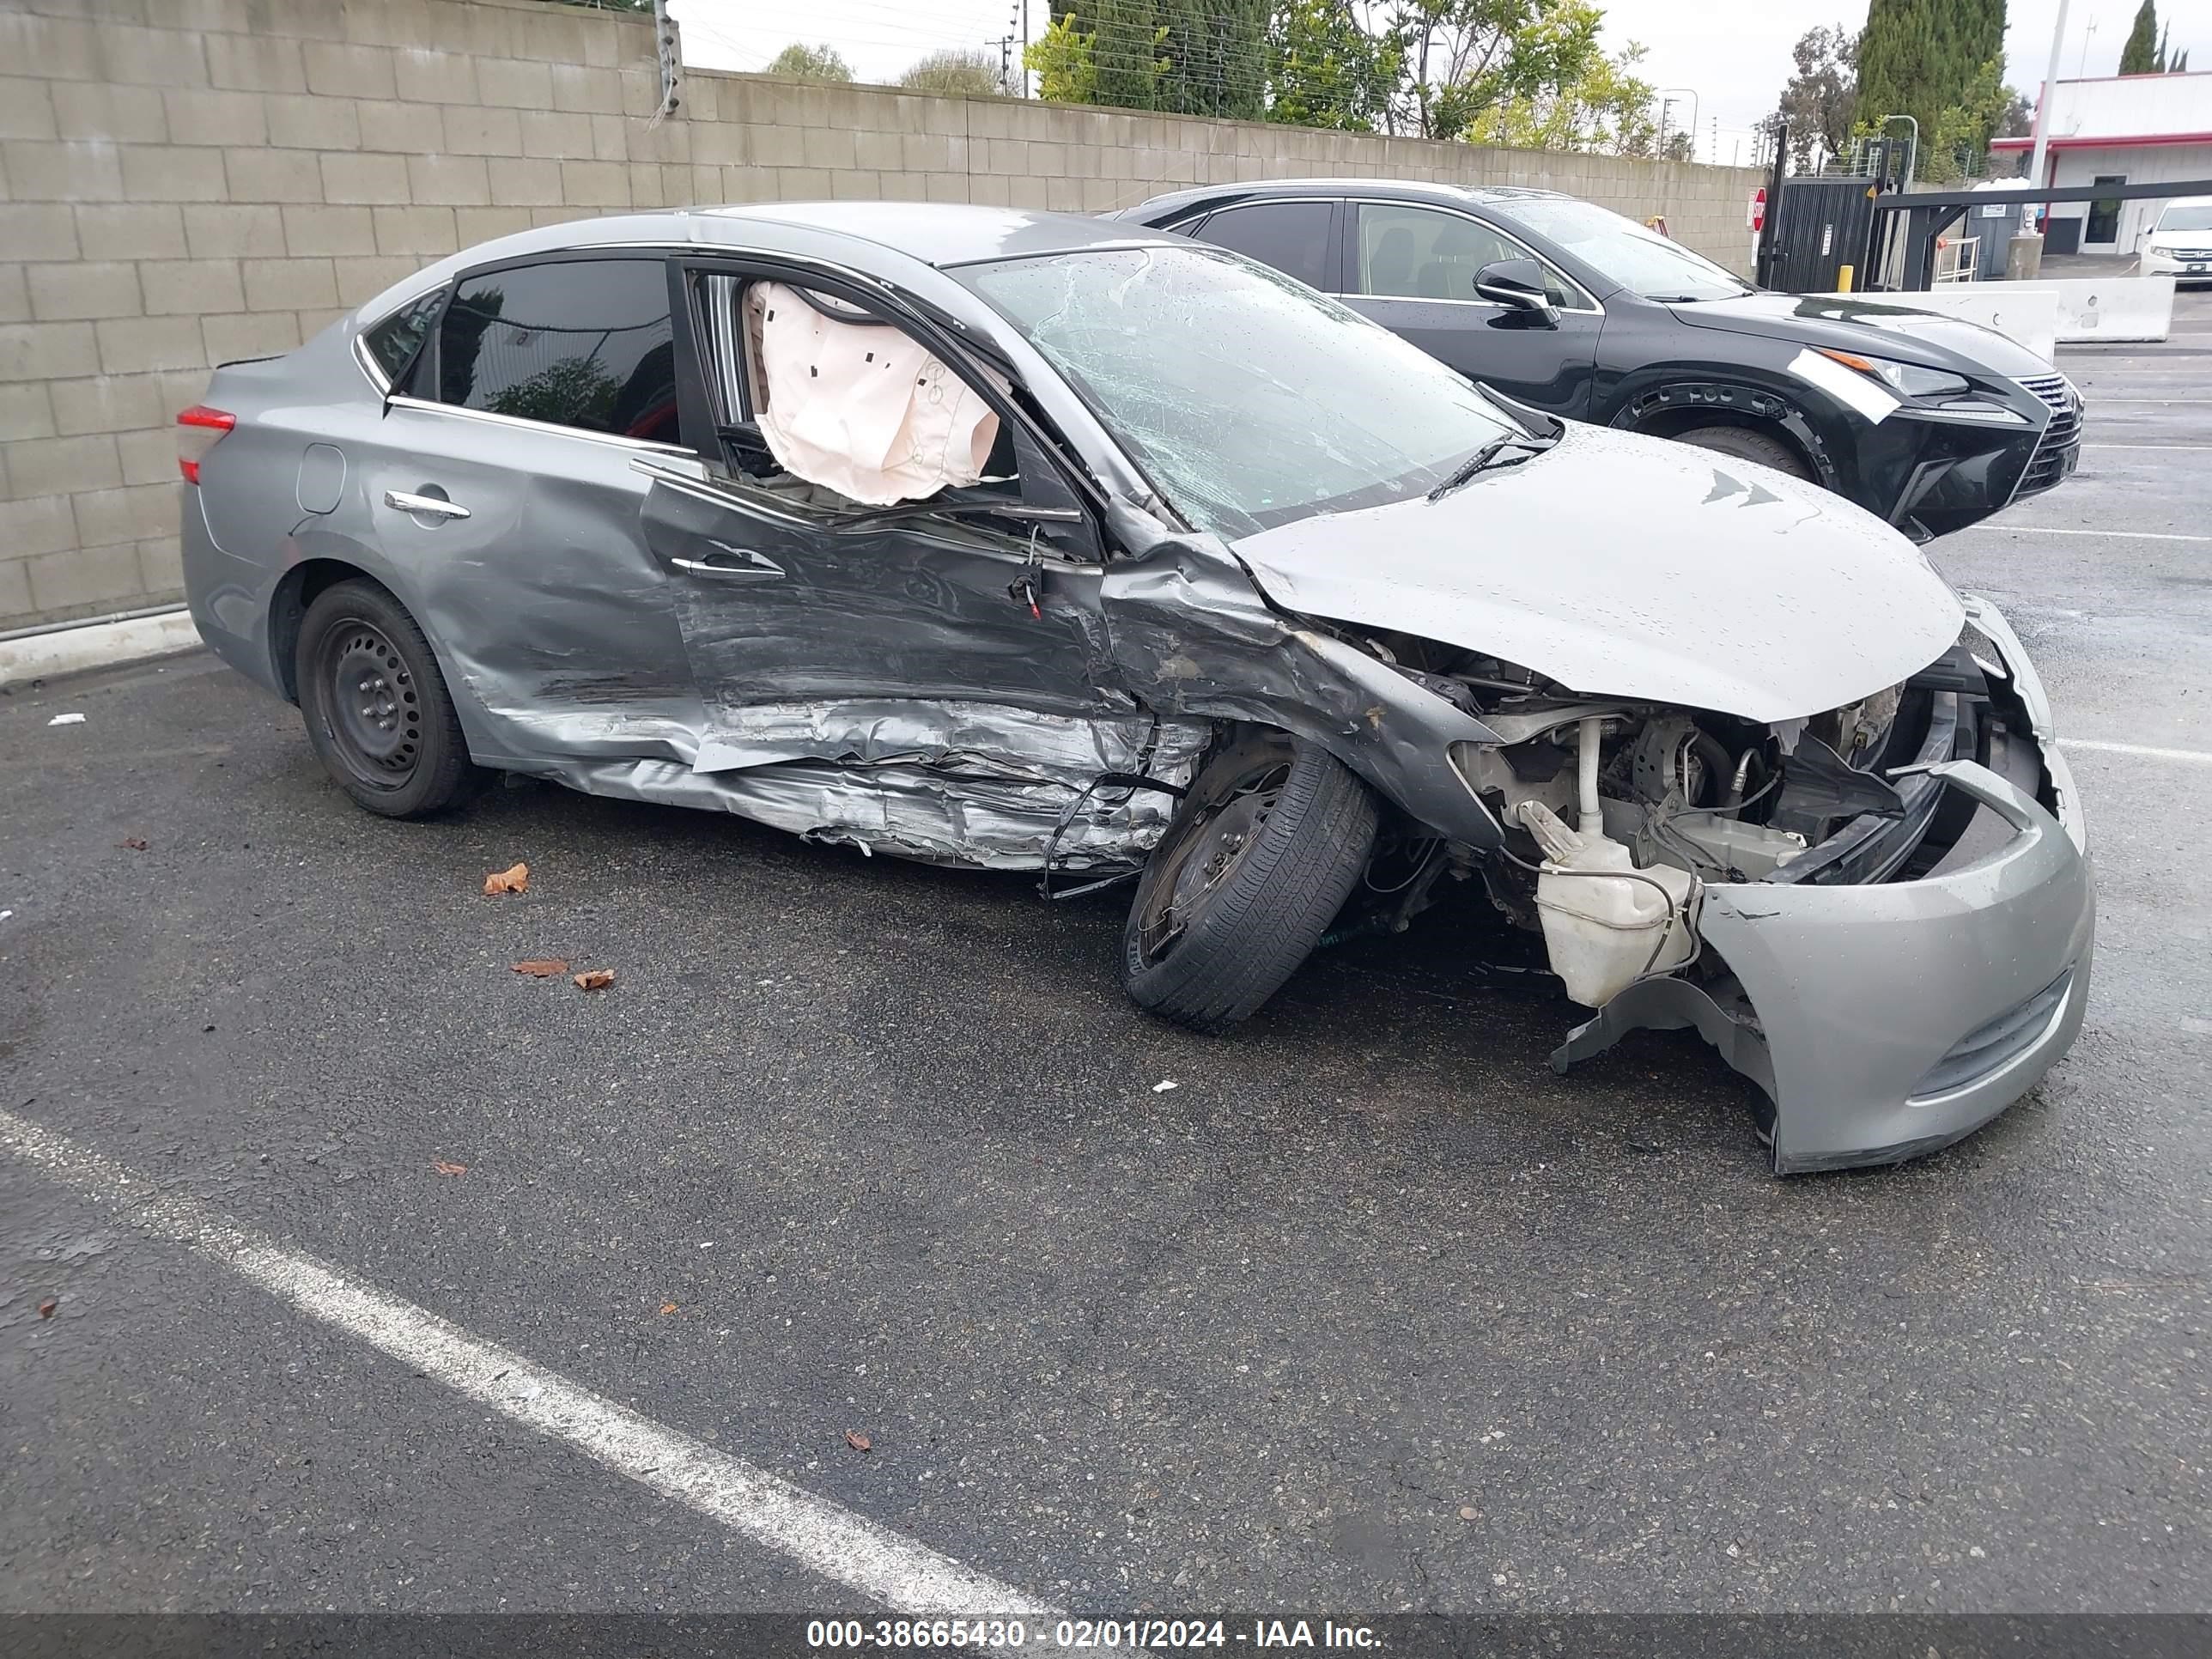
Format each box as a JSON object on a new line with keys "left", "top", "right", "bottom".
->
{"left": 1816, "top": 348, "right": 2029, "bottom": 425}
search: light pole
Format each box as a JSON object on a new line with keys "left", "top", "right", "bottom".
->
{"left": 1656, "top": 88, "right": 1699, "bottom": 159}
{"left": 2027, "top": 0, "right": 2071, "bottom": 204}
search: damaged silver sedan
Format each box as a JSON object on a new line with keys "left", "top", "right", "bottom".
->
{"left": 178, "top": 204, "right": 2094, "bottom": 1173}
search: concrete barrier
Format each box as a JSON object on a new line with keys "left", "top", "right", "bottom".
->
{"left": 1810, "top": 275, "right": 2175, "bottom": 362}
{"left": 0, "top": 608, "right": 202, "bottom": 691}
{"left": 2048, "top": 275, "right": 2177, "bottom": 343}
{"left": 1814, "top": 289, "right": 2061, "bottom": 362}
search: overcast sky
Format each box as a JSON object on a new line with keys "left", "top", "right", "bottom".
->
{"left": 670, "top": 0, "right": 2178, "bottom": 162}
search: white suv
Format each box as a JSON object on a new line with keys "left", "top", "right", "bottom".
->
{"left": 2140, "top": 197, "right": 2212, "bottom": 283}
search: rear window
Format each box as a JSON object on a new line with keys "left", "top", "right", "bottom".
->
{"left": 434, "top": 257, "right": 678, "bottom": 441}
{"left": 362, "top": 288, "right": 442, "bottom": 385}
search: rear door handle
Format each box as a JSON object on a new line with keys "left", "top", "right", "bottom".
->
{"left": 671, "top": 544, "right": 784, "bottom": 582}
{"left": 385, "top": 489, "right": 471, "bottom": 520}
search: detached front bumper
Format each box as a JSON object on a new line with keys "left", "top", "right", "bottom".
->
{"left": 1553, "top": 597, "right": 2095, "bottom": 1174}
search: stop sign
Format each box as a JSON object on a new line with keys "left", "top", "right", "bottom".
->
{"left": 1747, "top": 187, "right": 1767, "bottom": 233}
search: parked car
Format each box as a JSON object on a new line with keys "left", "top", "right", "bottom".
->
{"left": 179, "top": 204, "right": 2093, "bottom": 1173}
{"left": 1116, "top": 180, "right": 2084, "bottom": 540}
{"left": 2138, "top": 196, "right": 2212, "bottom": 284}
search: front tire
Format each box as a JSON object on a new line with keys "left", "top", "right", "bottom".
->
{"left": 1121, "top": 735, "right": 1378, "bottom": 1034}
{"left": 295, "top": 579, "right": 481, "bottom": 819}
{"left": 1670, "top": 422, "right": 1812, "bottom": 478}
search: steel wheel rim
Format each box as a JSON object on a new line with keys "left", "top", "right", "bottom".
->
{"left": 316, "top": 620, "right": 422, "bottom": 789}
{"left": 1135, "top": 760, "right": 1288, "bottom": 964}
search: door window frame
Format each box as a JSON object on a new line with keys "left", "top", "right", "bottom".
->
{"left": 1345, "top": 200, "right": 1601, "bottom": 313}
{"left": 666, "top": 252, "right": 1112, "bottom": 562}
{"left": 1179, "top": 197, "right": 1343, "bottom": 295}
{"left": 380, "top": 249, "right": 697, "bottom": 456}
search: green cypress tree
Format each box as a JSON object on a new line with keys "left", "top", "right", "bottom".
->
{"left": 1085, "top": 0, "right": 1169, "bottom": 108}
{"left": 1155, "top": 0, "right": 1270, "bottom": 119}
{"left": 1857, "top": 0, "right": 2006, "bottom": 177}
{"left": 2119, "top": 1, "right": 2159, "bottom": 74}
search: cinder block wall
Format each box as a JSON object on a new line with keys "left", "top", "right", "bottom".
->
{"left": 0, "top": 0, "right": 1764, "bottom": 632}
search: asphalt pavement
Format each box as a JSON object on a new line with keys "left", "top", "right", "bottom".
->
{"left": 3, "top": 293, "right": 2208, "bottom": 1620}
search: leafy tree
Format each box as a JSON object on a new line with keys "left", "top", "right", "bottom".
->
{"left": 2120, "top": 0, "right": 2158, "bottom": 74}
{"left": 1856, "top": 0, "right": 2004, "bottom": 179}
{"left": 1392, "top": 0, "right": 1602, "bottom": 142}
{"left": 1930, "top": 54, "right": 2031, "bottom": 179}
{"left": 1772, "top": 25, "right": 1858, "bottom": 170}
{"left": 1267, "top": 0, "right": 1404, "bottom": 131}
{"left": 900, "top": 48, "right": 1003, "bottom": 95}
{"left": 1464, "top": 34, "right": 1656, "bottom": 155}
{"left": 1026, "top": 13, "right": 1103, "bottom": 103}
{"left": 763, "top": 42, "right": 854, "bottom": 82}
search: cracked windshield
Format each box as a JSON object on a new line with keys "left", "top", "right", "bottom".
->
{"left": 958, "top": 245, "right": 1527, "bottom": 538}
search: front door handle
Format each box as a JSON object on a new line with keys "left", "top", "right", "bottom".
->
{"left": 385, "top": 489, "right": 471, "bottom": 520}
{"left": 672, "top": 544, "right": 784, "bottom": 582}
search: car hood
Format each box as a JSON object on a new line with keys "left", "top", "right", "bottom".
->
{"left": 1669, "top": 291, "right": 2054, "bottom": 378}
{"left": 1231, "top": 421, "right": 1965, "bottom": 724}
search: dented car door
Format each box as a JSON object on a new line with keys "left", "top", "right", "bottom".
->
{"left": 635, "top": 460, "right": 1112, "bottom": 726}
{"left": 636, "top": 257, "right": 1127, "bottom": 788}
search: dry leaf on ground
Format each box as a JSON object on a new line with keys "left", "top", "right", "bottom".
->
{"left": 511, "top": 958, "right": 569, "bottom": 977}
{"left": 573, "top": 968, "right": 616, "bottom": 992}
{"left": 844, "top": 1431, "right": 872, "bottom": 1453}
{"left": 38, "top": 1297, "right": 58, "bottom": 1318}
{"left": 483, "top": 862, "right": 529, "bottom": 896}
{"left": 659, "top": 1302, "right": 678, "bottom": 1316}
{"left": 431, "top": 1159, "right": 469, "bottom": 1176}
{"left": 118, "top": 837, "right": 148, "bottom": 852}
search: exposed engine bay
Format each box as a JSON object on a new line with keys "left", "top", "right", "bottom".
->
{"left": 1321, "top": 621, "right": 2031, "bottom": 1011}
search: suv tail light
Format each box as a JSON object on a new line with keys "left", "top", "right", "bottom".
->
{"left": 176, "top": 404, "right": 234, "bottom": 484}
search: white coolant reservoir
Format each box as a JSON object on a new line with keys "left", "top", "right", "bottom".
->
{"left": 1516, "top": 799, "right": 1698, "bottom": 1008}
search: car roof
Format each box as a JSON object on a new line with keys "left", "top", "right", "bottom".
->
{"left": 2156, "top": 195, "right": 2212, "bottom": 212}
{"left": 1117, "top": 178, "right": 1569, "bottom": 221}
{"left": 475, "top": 202, "right": 1176, "bottom": 269}
{"left": 352, "top": 202, "right": 1182, "bottom": 331}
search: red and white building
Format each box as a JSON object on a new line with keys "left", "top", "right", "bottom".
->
{"left": 1992, "top": 70, "right": 2212, "bottom": 255}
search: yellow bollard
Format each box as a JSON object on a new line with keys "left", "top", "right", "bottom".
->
{"left": 1837, "top": 264, "right": 1856, "bottom": 293}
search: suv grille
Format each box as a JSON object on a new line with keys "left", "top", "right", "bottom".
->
{"left": 2013, "top": 372, "right": 2082, "bottom": 499}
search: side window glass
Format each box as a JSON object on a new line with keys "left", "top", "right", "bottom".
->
{"left": 362, "top": 287, "right": 442, "bottom": 386}
{"left": 696, "top": 275, "right": 1019, "bottom": 504}
{"left": 437, "top": 258, "right": 678, "bottom": 441}
{"left": 1356, "top": 204, "right": 1520, "bottom": 301}
{"left": 1354, "top": 204, "right": 1585, "bottom": 307}
{"left": 684, "top": 270, "right": 1094, "bottom": 558}
{"left": 1192, "top": 202, "right": 1333, "bottom": 290}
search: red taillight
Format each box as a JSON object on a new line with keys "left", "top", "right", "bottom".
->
{"left": 176, "top": 404, "right": 234, "bottom": 484}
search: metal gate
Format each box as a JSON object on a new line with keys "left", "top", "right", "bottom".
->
{"left": 1755, "top": 135, "right": 1911, "bottom": 293}
{"left": 1759, "top": 176, "right": 1877, "bottom": 291}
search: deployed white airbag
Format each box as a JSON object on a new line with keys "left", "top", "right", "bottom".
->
{"left": 750, "top": 283, "right": 1005, "bottom": 506}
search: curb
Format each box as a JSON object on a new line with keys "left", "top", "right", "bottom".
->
{"left": 0, "top": 608, "right": 204, "bottom": 691}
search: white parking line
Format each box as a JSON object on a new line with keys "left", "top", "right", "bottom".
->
{"left": 0, "top": 1107, "right": 1053, "bottom": 1620}
{"left": 1996, "top": 526, "right": 2212, "bottom": 543}
{"left": 2061, "top": 738, "right": 2212, "bottom": 765}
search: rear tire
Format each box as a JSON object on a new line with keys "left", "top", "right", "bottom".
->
{"left": 295, "top": 579, "right": 481, "bottom": 819}
{"left": 1121, "top": 735, "right": 1378, "bottom": 1034}
{"left": 1670, "top": 422, "right": 1812, "bottom": 478}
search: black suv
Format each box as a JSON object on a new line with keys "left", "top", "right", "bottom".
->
{"left": 1118, "top": 179, "right": 2081, "bottom": 540}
